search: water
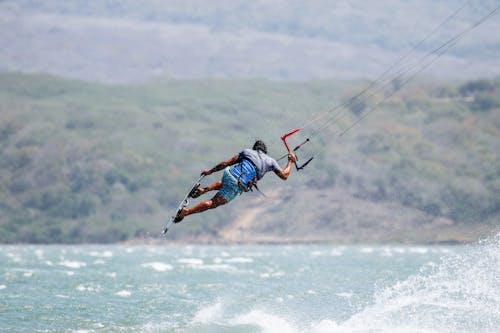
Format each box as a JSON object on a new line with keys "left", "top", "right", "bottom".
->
{"left": 1, "top": 234, "right": 499, "bottom": 333}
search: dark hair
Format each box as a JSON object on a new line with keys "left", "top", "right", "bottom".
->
{"left": 252, "top": 140, "right": 267, "bottom": 154}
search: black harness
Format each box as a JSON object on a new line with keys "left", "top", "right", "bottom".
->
{"left": 235, "top": 157, "right": 266, "bottom": 197}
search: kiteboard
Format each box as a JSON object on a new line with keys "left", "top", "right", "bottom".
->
{"left": 163, "top": 175, "right": 205, "bottom": 234}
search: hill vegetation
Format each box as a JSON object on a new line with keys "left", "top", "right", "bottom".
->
{"left": 0, "top": 73, "right": 498, "bottom": 243}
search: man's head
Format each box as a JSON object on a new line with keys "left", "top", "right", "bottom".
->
{"left": 253, "top": 140, "right": 267, "bottom": 154}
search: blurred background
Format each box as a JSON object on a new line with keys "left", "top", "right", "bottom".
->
{"left": 1, "top": 0, "right": 499, "bottom": 243}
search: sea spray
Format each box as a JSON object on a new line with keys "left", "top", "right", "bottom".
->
{"left": 343, "top": 232, "right": 500, "bottom": 332}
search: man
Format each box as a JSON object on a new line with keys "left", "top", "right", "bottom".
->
{"left": 173, "top": 140, "right": 297, "bottom": 223}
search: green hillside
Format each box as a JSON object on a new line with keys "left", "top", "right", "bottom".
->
{"left": 0, "top": 73, "right": 498, "bottom": 243}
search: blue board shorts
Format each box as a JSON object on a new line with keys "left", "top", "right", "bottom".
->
{"left": 218, "top": 167, "right": 242, "bottom": 202}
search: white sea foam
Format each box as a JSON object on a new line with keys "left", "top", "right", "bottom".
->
{"left": 393, "top": 247, "right": 406, "bottom": 254}
{"left": 178, "top": 258, "right": 203, "bottom": 265}
{"left": 408, "top": 247, "right": 429, "bottom": 254}
{"left": 6, "top": 252, "right": 22, "bottom": 263}
{"left": 76, "top": 284, "right": 100, "bottom": 292}
{"left": 59, "top": 261, "right": 87, "bottom": 269}
{"left": 89, "top": 251, "right": 113, "bottom": 258}
{"left": 34, "top": 249, "right": 44, "bottom": 259}
{"left": 310, "top": 319, "right": 341, "bottom": 333}
{"left": 23, "top": 270, "right": 34, "bottom": 277}
{"left": 260, "top": 271, "right": 285, "bottom": 278}
{"left": 196, "top": 264, "right": 237, "bottom": 272}
{"left": 231, "top": 310, "right": 344, "bottom": 333}
{"left": 115, "top": 290, "right": 132, "bottom": 297}
{"left": 232, "top": 310, "right": 297, "bottom": 333}
{"left": 223, "top": 236, "right": 499, "bottom": 333}
{"left": 340, "top": 233, "right": 500, "bottom": 333}
{"left": 225, "top": 257, "right": 253, "bottom": 263}
{"left": 335, "top": 291, "right": 353, "bottom": 298}
{"left": 330, "top": 248, "right": 344, "bottom": 256}
{"left": 0, "top": 285, "right": 6, "bottom": 290}
{"left": 140, "top": 262, "right": 173, "bottom": 272}
{"left": 193, "top": 301, "right": 224, "bottom": 323}
{"left": 359, "top": 247, "right": 374, "bottom": 254}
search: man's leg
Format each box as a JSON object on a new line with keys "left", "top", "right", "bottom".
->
{"left": 180, "top": 193, "right": 227, "bottom": 218}
{"left": 201, "top": 180, "right": 223, "bottom": 194}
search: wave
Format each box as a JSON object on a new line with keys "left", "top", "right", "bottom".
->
{"left": 58, "top": 260, "right": 87, "bottom": 269}
{"left": 140, "top": 262, "right": 173, "bottom": 272}
{"left": 232, "top": 310, "right": 297, "bottom": 333}
{"left": 193, "top": 300, "right": 224, "bottom": 324}
{"left": 342, "top": 233, "right": 500, "bottom": 333}
{"left": 115, "top": 290, "right": 132, "bottom": 297}
{"left": 184, "top": 233, "right": 499, "bottom": 333}
{"left": 178, "top": 258, "right": 204, "bottom": 265}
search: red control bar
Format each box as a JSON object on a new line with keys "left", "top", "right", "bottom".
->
{"left": 281, "top": 128, "right": 301, "bottom": 152}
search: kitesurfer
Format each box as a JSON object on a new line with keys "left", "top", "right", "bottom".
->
{"left": 173, "top": 140, "right": 297, "bottom": 223}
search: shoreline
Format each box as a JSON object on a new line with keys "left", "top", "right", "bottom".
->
{"left": 1, "top": 224, "right": 496, "bottom": 246}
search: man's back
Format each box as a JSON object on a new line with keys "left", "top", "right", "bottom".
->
{"left": 238, "top": 149, "right": 280, "bottom": 180}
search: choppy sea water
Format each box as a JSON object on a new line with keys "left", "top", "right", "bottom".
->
{"left": 1, "top": 234, "right": 499, "bottom": 333}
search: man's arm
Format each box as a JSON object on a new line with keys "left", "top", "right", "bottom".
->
{"left": 201, "top": 155, "right": 239, "bottom": 176}
{"left": 274, "top": 153, "right": 297, "bottom": 180}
